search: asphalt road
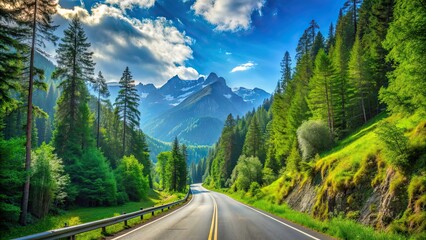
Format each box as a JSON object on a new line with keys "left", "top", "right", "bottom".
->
{"left": 112, "top": 184, "right": 332, "bottom": 240}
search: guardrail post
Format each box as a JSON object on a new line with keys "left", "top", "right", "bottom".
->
{"left": 69, "top": 235, "right": 75, "bottom": 240}
{"left": 102, "top": 226, "right": 107, "bottom": 235}
{"left": 122, "top": 212, "right": 128, "bottom": 228}
{"left": 140, "top": 208, "right": 144, "bottom": 220}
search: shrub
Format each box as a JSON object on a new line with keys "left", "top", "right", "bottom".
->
{"left": 0, "top": 138, "right": 25, "bottom": 229}
{"left": 375, "top": 121, "right": 409, "bottom": 169}
{"left": 77, "top": 148, "right": 117, "bottom": 206}
{"left": 297, "top": 120, "right": 333, "bottom": 160}
{"left": 30, "top": 143, "right": 69, "bottom": 218}
{"left": 115, "top": 155, "right": 149, "bottom": 201}
{"left": 230, "top": 155, "right": 262, "bottom": 192}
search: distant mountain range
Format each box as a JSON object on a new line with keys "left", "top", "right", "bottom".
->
{"left": 107, "top": 73, "right": 271, "bottom": 145}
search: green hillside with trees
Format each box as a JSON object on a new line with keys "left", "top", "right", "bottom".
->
{"left": 0, "top": 1, "right": 188, "bottom": 236}
{"left": 198, "top": 0, "right": 426, "bottom": 238}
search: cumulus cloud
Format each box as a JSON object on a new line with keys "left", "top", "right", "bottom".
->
{"left": 192, "top": 0, "right": 265, "bottom": 31}
{"left": 231, "top": 61, "right": 256, "bottom": 73}
{"left": 55, "top": 4, "right": 202, "bottom": 86}
{"left": 106, "top": 0, "right": 155, "bottom": 10}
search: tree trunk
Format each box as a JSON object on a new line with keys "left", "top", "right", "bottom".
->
{"left": 20, "top": 0, "right": 38, "bottom": 226}
{"left": 97, "top": 90, "right": 101, "bottom": 147}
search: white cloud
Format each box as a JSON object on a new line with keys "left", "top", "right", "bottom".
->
{"left": 192, "top": 0, "right": 265, "bottom": 31}
{"left": 172, "top": 66, "right": 203, "bottom": 80}
{"left": 105, "top": 0, "right": 155, "bottom": 10}
{"left": 55, "top": 4, "right": 202, "bottom": 86}
{"left": 225, "top": 51, "right": 232, "bottom": 55}
{"left": 231, "top": 61, "right": 256, "bottom": 73}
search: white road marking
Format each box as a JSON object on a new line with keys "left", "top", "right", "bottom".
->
{"left": 112, "top": 193, "right": 195, "bottom": 240}
{"left": 207, "top": 187, "right": 321, "bottom": 240}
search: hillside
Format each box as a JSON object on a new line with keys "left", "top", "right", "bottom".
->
{"left": 262, "top": 113, "right": 426, "bottom": 234}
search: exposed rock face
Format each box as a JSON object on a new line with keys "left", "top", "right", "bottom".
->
{"left": 282, "top": 155, "right": 409, "bottom": 230}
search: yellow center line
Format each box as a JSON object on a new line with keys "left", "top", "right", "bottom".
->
{"left": 208, "top": 193, "right": 218, "bottom": 240}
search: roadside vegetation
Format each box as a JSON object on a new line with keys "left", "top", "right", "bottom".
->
{"left": 2, "top": 190, "right": 186, "bottom": 240}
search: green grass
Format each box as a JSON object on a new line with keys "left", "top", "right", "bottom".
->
{"left": 2, "top": 189, "right": 186, "bottom": 240}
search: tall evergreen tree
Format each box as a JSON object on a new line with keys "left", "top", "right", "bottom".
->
{"left": 92, "top": 71, "right": 109, "bottom": 147}
{"left": 343, "top": 0, "right": 362, "bottom": 37}
{"left": 325, "top": 23, "right": 335, "bottom": 53}
{"left": 311, "top": 31, "right": 325, "bottom": 60}
{"left": 348, "top": 36, "right": 370, "bottom": 124}
{"left": 280, "top": 51, "right": 292, "bottom": 91}
{"left": 243, "top": 116, "right": 263, "bottom": 160}
{"left": 178, "top": 144, "right": 188, "bottom": 191}
{"left": 53, "top": 16, "right": 95, "bottom": 165}
{"left": 19, "top": 0, "right": 58, "bottom": 225}
{"left": 114, "top": 67, "right": 140, "bottom": 156}
{"left": 308, "top": 49, "right": 336, "bottom": 134}
{"left": 0, "top": 1, "right": 26, "bottom": 122}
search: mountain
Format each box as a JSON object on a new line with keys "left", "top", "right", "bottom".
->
{"left": 233, "top": 87, "right": 271, "bottom": 107}
{"left": 105, "top": 73, "right": 270, "bottom": 145}
{"left": 143, "top": 73, "right": 252, "bottom": 145}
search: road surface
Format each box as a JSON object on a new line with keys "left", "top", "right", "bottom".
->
{"left": 112, "top": 184, "right": 332, "bottom": 240}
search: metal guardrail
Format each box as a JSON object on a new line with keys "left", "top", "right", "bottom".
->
{"left": 16, "top": 188, "right": 192, "bottom": 240}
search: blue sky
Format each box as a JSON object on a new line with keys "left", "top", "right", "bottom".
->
{"left": 53, "top": 0, "right": 342, "bottom": 93}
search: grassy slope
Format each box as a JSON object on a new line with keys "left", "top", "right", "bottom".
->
{"left": 3, "top": 190, "right": 185, "bottom": 240}
{"left": 211, "top": 112, "right": 426, "bottom": 240}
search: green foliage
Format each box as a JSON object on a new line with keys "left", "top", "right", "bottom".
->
{"left": 30, "top": 143, "right": 69, "bottom": 218}
{"left": 156, "top": 151, "right": 171, "bottom": 190}
{"left": 297, "top": 120, "right": 333, "bottom": 160}
{"left": 375, "top": 121, "right": 409, "bottom": 168}
{"left": 381, "top": 0, "right": 426, "bottom": 115}
{"left": 230, "top": 155, "right": 262, "bottom": 192}
{"left": 77, "top": 148, "right": 117, "bottom": 206}
{"left": 115, "top": 155, "right": 149, "bottom": 201}
{"left": 0, "top": 138, "right": 25, "bottom": 229}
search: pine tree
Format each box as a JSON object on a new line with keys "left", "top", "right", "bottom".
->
{"left": 308, "top": 49, "right": 336, "bottom": 134}
{"left": 167, "top": 137, "right": 181, "bottom": 191}
{"left": 243, "top": 116, "right": 263, "bottom": 160}
{"left": 343, "top": 0, "right": 362, "bottom": 37}
{"left": 311, "top": 31, "right": 325, "bottom": 60}
{"left": 325, "top": 23, "right": 335, "bottom": 53}
{"left": 220, "top": 114, "right": 236, "bottom": 181}
{"left": 0, "top": 1, "right": 26, "bottom": 120}
{"left": 92, "top": 71, "right": 109, "bottom": 147}
{"left": 361, "top": 0, "right": 394, "bottom": 115}
{"left": 348, "top": 36, "right": 370, "bottom": 124}
{"left": 53, "top": 16, "right": 95, "bottom": 164}
{"left": 280, "top": 51, "right": 292, "bottom": 91}
{"left": 114, "top": 67, "right": 140, "bottom": 156}
{"left": 19, "top": 0, "right": 58, "bottom": 225}
{"left": 178, "top": 144, "right": 188, "bottom": 191}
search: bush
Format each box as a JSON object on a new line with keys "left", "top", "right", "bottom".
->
{"left": 297, "top": 120, "right": 333, "bottom": 160}
{"left": 30, "top": 143, "right": 69, "bottom": 218}
{"left": 0, "top": 138, "right": 25, "bottom": 229}
{"left": 230, "top": 155, "right": 262, "bottom": 192}
{"left": 115, "top": 155, "right": 149, "bottom": 201}
{"left": 77, "top": 148, "right": 117, "bottom": 206}
{"left": 375, "top": 121, "right": 409, "bottom": 169}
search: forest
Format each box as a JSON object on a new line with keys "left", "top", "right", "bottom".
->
{"left": 0, "top": 0, "right": 188, "bottom": 231}
{"left": 197, "top": 0, "right": 426, "bottom": 238}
